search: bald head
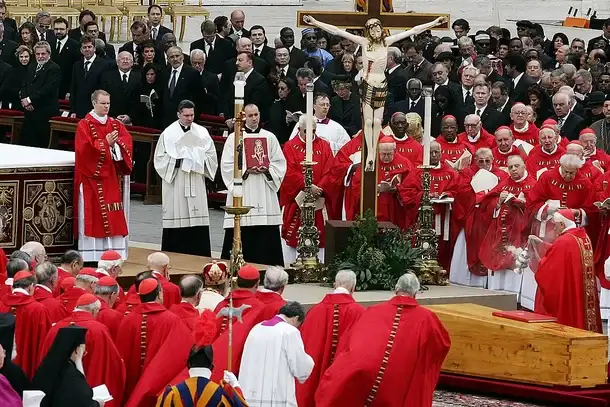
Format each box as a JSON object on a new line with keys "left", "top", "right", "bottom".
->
{"left": 147, "top": 252, "right": 170, "bottom": 273}
{"left": 566, "top": 143, "right": 584, "bottom": 159}
{"left": 20, "top": 241, "right": 45, "bottom": 265}
{"left": 179, "top": 275, "right": 204, "bottom": 300}
{"left": 236, "top": 37, "right": 252, "bottom": 53}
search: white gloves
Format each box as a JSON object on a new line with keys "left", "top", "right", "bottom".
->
{"left": 224, "top": 370, "right": 240, "bottom": 388}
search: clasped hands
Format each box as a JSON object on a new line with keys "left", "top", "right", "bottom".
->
{"left": 20, "top": 98, "right": 34, "bottom": 111}
{"left": 243, "top": 166, "right": 269, "bottom": 179}
{"left": 106, "top": 130, "right": 119, "bottom": 146}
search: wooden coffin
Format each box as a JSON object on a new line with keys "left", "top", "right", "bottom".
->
{"left": 427, "top": 303, "right": 608, "bottom": 387}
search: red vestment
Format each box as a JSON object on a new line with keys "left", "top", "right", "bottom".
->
{"left": 536, "top": 228, "right": 602, "bottom": 333}
{"left": 593, "top": 172, "right": 610, "bottom": 289}
{"left": 479, "top": 175, "right": 536, "bottom": 271}
{"left": 74, "top": 113, "right": 133, "bottom": 238}
{"left": 96, "top": 297, "right": 124, "bottom": 341}
{"left": 510, "top": 122, "right": 539, "bottom": 145}
{"left": 254, "top": 290, "right": 287, "bottom": 321}
{"left": 436, "top": 137, "right": 472, "bottom": 163}
{"left": 580, "top": 160, "right": 603, "bottom": 183}
{"left": 280, "top": 136, "right": 333, "bottom": 248}
{"left": 393, "top": 135, "right": 423, "bottom": 165}
{"left": 586, "top": 149, "right": 610, "bottom": 171}
{"left": 296, "top": 293, "right": 365, "bottom": 407}
{"left": 213, "top": 289, "right": 263, "bottom": 339}
{"left": 40, "top": 311, "right": 126, "bottom": 407}
{"left": 53, "top": 267, "right": 73, "bottom": 297}
{"left": 127, "top": 273, "right": 181, "bottom": 309}
{"left": 491, "top": 146, "right": 527, "bottom": 169}
{"left": 0, "top": 292, "right": 51, "bottom": 379}
{"left": 58, "top": 286, "right": 88, "bottom": 313}
{"left": 314, "top": 296, "right": 450, "bottom": 407}
{"left": 33, "top": 285, "right": 68, "bottom": 323}
{"left": 115, "top": 293, "right": 141, "bottom": 315}
{"left": 169, "top": 302, "right": 200, "bottom": 331}
{"left": 0, "top": 248, "right": 7, "bottom": 286}
{"left": 525, "top": 145, "right": 565, "bottom": 178}
{"left": 457, "top": 129, "right": 496, "bottom": 151}
{"left": 116, "top": 302, "right": 194, "bottom": 407}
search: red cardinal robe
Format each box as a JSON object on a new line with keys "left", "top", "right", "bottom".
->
{"left": 169, "top": 302, "right": 200, "bottom": 331}
{"left": 314, "top": 295, "right": 450, "bottom": 407}
{"left": 33, "top": 285, "right": 68, "bottom": 323}
{"left": 52, "top": 267, "right": 73, "bottom": 297}
{"left": 296, "top": 292, "right": 365, "bottom": 407}
{"left": 350, "top": 154, "right": 413, "bottom": 228}
{"left": 593, "top": 172, "right": 610, "bottom": 290}
{"left": 510, "top": 122, "right": 539, "bottom": 145}
{"left": 96, "top": 297, "right": 124, "bottom": 341}
{"left": 393, "top": 135, "right": 423, "bottom": 165}
{"left": 213, "top": 289, "right": 263, "bottom": 340}
{"left": 74, "top": 113, "right": 133, "bottom": 238}
{"left": 116, "top": 302, "right": 194, "bottom": 407}
{"left": 436, "top": 137, "right": 472, "bottom": 164}
{"left": 280, "top": 136, "right": 334, "bottom": 248}
{"left": 536, "top": 227, "right": 602, "bottom": 333}
{"left": 0, "top": 248, "right": 7, "bottom": 286}
{"left": 399, "top": 163, "right": 461, "bottom": 271}
{"left": 457, "top": 128, "right": 496, "bottom": 151}
{"left": 115, "top": 293, "right": 141, "bottom": 315}
{"left": 254, "top": 290, "right": 287, "bottom": 321}
{"left": 126, "top": 272, "right": 181, "bottom": 309}
{"left": 0, "top": 291, "right": 51, "bottom": 379}
{"left": 586, "top": 148, "right": 610, "bottom": 171}
{"left": 491, "top": 146, "right": 527, "bottom": 169}
{"left": 479, "top": 174, "right": 537, "bottom": 271}
{"left": 59, "top": 286, "right": 88, "bottom": 313}
{"left": 40, "top": 311, "right": 126, "bottom": 407}
{"left": 580, "top": 160, "right": 603, "bottom": 183}
{"left": 525, "top": 145, "right": 565, "bottom": 178}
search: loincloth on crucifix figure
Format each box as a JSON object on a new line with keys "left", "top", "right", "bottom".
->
{"left": 303, "top": 15, "right": 447, "bottom": 173}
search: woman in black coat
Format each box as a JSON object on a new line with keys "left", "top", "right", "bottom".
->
{"left": 267, "top": 77, "right": 304, "bottom": 145}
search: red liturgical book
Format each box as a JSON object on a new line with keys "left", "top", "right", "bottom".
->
{"left": 244, "top": 137, "right": 270, "bottom": 170}
{"left": 492, "top": 310, "right": 558, "bottom": 323}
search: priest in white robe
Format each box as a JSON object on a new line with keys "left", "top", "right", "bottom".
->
{"left": 288, "top": 94, "right": 350, "bottom": 155}
{"left": 239, "top": 301, "right": 314, "bottom": 407}
{"left": 221, "top": 104, "right": 287, "bottom": 265}
{"left": 154, "top": 99, "right": 218, "bottom": 256}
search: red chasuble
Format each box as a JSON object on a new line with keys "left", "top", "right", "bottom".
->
{"left": 115, "top": 293, "right": 141, "bottom": 315}
{"left": 126, "top": 273, "right": 181, "bottom": 309}
{"left": 580, "top": 160, "right": 603, "bottom": 183}
{"left": 53, "top": 267, "right": 73, "bottom": 297}
{"left": 0, "top": 248, "right": 7, "bottom": 286}
{"left": 254, "top": 290, "right": 287, "bottom": 321}
{"left": 491, "top": 146, "right": 527, "bottom": 169}
{"left": 510, "top": 122, "right": 539, "bottom": 145}
{"left": 59, "top": 286, "right": 88, "bottom": 313}
{"left": 0, "top": 292, "right": 51, "bottom": 379}
{"left": 116, "top": 302, "right": 194, "bottom": 407}
{"left": 33, "top": 285, "right": 68, "bottom": 323}
{"left": 212, "top": 289, "right": 263, "bottom": 340}
{"left": 457, "top": 128, "right": 496, "bottom": 151}
{"left": 314, "top": 296, "right": 450, "bottom": 407}
{"left": 393, "top": 135, "right": 423, "bottom": 166}
{"left": 296, "top": 293, "right": 365, "bottom": 407}
{"left": 586, "top": 149, "right": 610, "bottom": 171}
{"left": 96, "top": 297, "right": 124, "bottom": 341}
{"left": 525, "top": 145, "right": 565, "bottom": 177}
{"left": 74, "top": 114, "right": 133, "bottom": 238}
{"left": 40, "top": 311, "right": 126, "bottom": 407}
{"left": 436, "top": 137, "right": 472, "bottom": 163}
{"left": 479, "top": 175, "right": 536, "bottom": 271}
{"left": 169, "top": 302, "right": 200, "bottom": 331}
{"left": 593, "top": 172, "right": 610, "bottom": 290}
{"left": 280, "top": 136, "right": 334, "bottom": 248}
{"left": 535, "top": 228, "right": 602, "bottom": 333}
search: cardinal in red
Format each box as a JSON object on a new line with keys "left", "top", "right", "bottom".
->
{"left": 458, "top": 114, "right": 496, "bottom": 151}
{"left": 254, "top": 266, "right": 288, "bottom": 320}
{"left": 594, "top": 170, "right": 610, "bottom": 320}
{"left": 315, "top": 272, "right": 450, "bottom": 407}
{"left": 509, "top": 103, "right": 539, "bottom": 145}
{"left": 125, "top": 252, "right": 181, "bottom": 309}
{"left": 94, "top": 276, "right": 124, "bottom": 341}
{"left": 281, "top": 120, "right": 334, "bottom": 262}
{"left": 437, "top": 115, "right": 472, "bottom": 169}
{"left": 0, "top": 271, "right": 51, "bottom": 380}
{"left": 32, "top": 262, "right": 68, "bottom": 323}
{"left": 566, "top": 141, "right": 603, "bottom": 183}
{"left": 116, "top": 277, "right": 194, "bottom": 407}
{"left": 169, "top": 276, "right": 203, "bottom": 332}
{"left": 580, "top": 128, "right": 610, "bottom": 171}
{"left": 39, "top": 293, "right": 126, "bottom": 407}
{"left": 59, "top": 267, "right": 99, "bottom": 312}
{"left": 296, "top": 270, "right": 365, "bottom": 407}
{"left": 53, "top": 250, "right": 83, "bottom": 297}
{"left": 534, "top": 209, "right": 602, "bottom": 333}
{"left": 74, "top": 90, "right": 132, "bottom": 262}
{"left": 0, "top": 248, "right": 7, "bottom": 286}
{"left": 491, "top": 126, "right": 527, "bottom": 169}
{"left": 526, "top": 125, "right": 565, "bottom": 178}
{"left": 386, "top": 112, "right": 423, "bottom": 165}
{"left": 117, "top": 270, "right": 153, "bottom": 316}
{"left": 479, "top": 155, "right": 536, "bottom": 293}
{"left": 96, "top": 250, "right": 127, "bottom": 306}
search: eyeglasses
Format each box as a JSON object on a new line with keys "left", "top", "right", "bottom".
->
{"left": 464, "top": 123, "right": 479, "bottom": 127}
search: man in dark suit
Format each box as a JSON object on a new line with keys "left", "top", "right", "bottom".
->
{"left": 386, "top": 47, "right": 408, "bottom": 102}
{"left": 220, "top": 37, "right": 268, "bottom": 94}
{"left": 431, "top": 61, "right": 461, "bottom": 99}
{"left": 228, "top": 9, "right": 249, "bottom": 43}
{"left": 68, "top": 10, "right": 107, "bottom": 44}
{"left": 586, "top": 18, "right": 610, "bottom": 53}
{"left": 553, "top": 92, "right": 586, "bottom": 141}
{"left": 280, "top": 27, "right": 306, "bottom": 69}
{"left": 118, "top": 20, "right": 149, "bottom": 60}
{"left": 249, "top": 25, "right": 275, "bottom": 66}
{"left": 84, "top": 21, "right": 115, "bottom": 60}
{"left": 490, "top": 81, "right": 513, "bottom": 126}
{"left": 274, "top": 47, "right": 296, "bottom": 81}
{"left": 50, "top": 17, "right": 81, "bottom": 99}
{"left": 101, "top": 51, "right": 141, "bottom": 121}
{"left": 147, "top": 4, "right": 172, "bottom": 48}
{"left": 158, "top": 32, "right": 191, "bottom": 67}
{"left": 505, "top": 54, "right": 536, "bottom": 104}
{"left": 69, "top": 35, "right": 111, "bottom": 118}
{"left": 403, "top": 42, "right": 433, "bottom": 86}
{"left": 0, "top": 3, "right": 16, "bottom": 33}
{"left": 223, "top": 51, "right": 270, "bottom": 122}
{"left": 160, "top": 46, "right": 205, "bottom": 128}
{"left": 19, "top": 42, "right": 61, "bottom": 147}
{"left": 190, "top": 20, "right": 235, "bottom": 75}
{"left": 474, "top": 55, "right": 505, "bottom": 85}
{"left": 329, "top": 77, "right": 361, "bottom": 136}
{"left": 386, "top": 78, "right": 430, "bottom": 122}
{"left": 34, "top": 11, "right": 55, "bottom": 43}
{"left": 190, "top": 48, "right": 220, "bottom": 115}
{"left": 464, "top": 82, "right": 503, "bottom": 134}
{"left": 0, "top": 21, "right": 17, "bottom": 67}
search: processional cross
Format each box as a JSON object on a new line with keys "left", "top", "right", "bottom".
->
{"left": 297, "top": 2, "right": 449, "bottom": 216}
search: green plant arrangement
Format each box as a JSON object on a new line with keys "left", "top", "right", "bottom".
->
{"left": 327, "top": 210, "right": 424, "bottom": 290}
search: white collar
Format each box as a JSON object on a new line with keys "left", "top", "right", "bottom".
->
{"left": 409, "top": 96, "right": 421, "bottom": 105}
{"left": 332, "top": 287, "right": 350, "bottom": 295}
{"left": 436, "top": 78, "right": 449, "bottom": 87}
{"left": 585, "top": 148, "right": 597, "bottom": 158}
{"left": 498, "top": 146, "right": 513, "bottom": 155}
{"left": 36, "top": 284, "right": 52, "bottom": 293}
{"left": 259, "top": 287, "right": 278, "bottom": 293}
{"left": 12, "top": 288, "right": 29, "bottom": 296}
{"left": 188, "top": 368, "right": 212, "bottom": 379}
{"left": 90, "top": 110, "right": 108, "bottom": 124}
{"left": 119, "top": 69, "right": 131, "bottom": 77}
{"left": 559, "top": 111, "right": 570, "bottom": 121}
{"left": 500, "top": 99, "right": 509, "bottom": 112}
{"left": 254, "top": 44, "right": 264, "bottom": 50}
{"left": 172, "top": 63, "right": 184, "bottom": 73}
{"left": 475, "top": 104, "right": 487, "bottom": 113}
{"left": 514, "top": 171, "right": 528, "bottom": 182}
{"left": 387, "top": 64, "right": 399, "bottom": 74}
{"left": 462, "top": 86, "right": 472, "bottom": 94}
{"left": 4, "top": 278, "right": 13, "bottom": 287}
{"left": 243, "top": 68, "right": 254, "bottom": 79}
{"left": 468, "top": 132, "right": 481, "bottom": 142}
{"left": 512, "top": 121, "right": 529, "bottom": 133}
{"left": 513, "top": 72, "right": 524, "bottom": 84}
{"left": 58, "top": 36, "right": 68, "bottom": 46}
{"left": 85, "top": 54, "right": 96, "bottom": 64}
{"left": 542, "top": 144, "right": 558, "bottom": 155}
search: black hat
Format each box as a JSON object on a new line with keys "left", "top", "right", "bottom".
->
{"left": 436, "top": 51, "right": 455, "bottom": 62}
{"left": 516, "top": 20, "right": 534, "bottom": 29}
{"left": 0, "top": 313, "right": 15, "bottom": 366}
{"left": 586, "top": 91, "right": 606, "bottom": 107}
{"left": 187, "top": 344, "right": 214, "bottom": 370}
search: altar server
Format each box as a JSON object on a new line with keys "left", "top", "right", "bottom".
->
{"left": 220, "top": 104, "right": 287, "bottom": 266}
{"left": 74, "top": 89, "right": 133, "bottom": 261}
{"left": 154, "top": 99, "right": 218, "bottom": 256}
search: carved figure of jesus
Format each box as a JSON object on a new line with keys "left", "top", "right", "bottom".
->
{"left": 303, "top": 15, "right": 447, "bottom": 171}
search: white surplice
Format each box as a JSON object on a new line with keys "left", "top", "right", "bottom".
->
{"left": 288, "top": 118, "right": 350, "bottom": 156}
{"left": 239, "top": 315, "right": 314, "bottom": 407}
{"left": 449, "top": 229, "right": 488, "bottom": 288}
{"left": 154, "top": 121, "right": 218, "bottom": 228}
{"left": 221, "top": 129, "right": 286, "bottom": 229}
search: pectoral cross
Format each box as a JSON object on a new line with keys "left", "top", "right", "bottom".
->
{"left": 191, "top": 207, "right": 200, "bottom": 214}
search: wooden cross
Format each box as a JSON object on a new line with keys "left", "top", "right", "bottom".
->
{"left": 297, "top": 2, "right": 449, "bottom": 217}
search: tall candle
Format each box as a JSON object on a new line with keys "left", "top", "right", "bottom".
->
{"left": 305, "top": 82, "right": 314, "bottom": 162}
{"left": 423, "top": 87, "right": 433, "bottom": 166}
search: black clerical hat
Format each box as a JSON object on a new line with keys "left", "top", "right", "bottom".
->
{"left": 0, "top": 313, "right": 15, "bottom": 364}
{"left": 188, "top": 344, "right": 214, "bottom": 370}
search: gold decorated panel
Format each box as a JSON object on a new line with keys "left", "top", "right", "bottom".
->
{"left": 0, "top": 181, "right": 19, "bottom": 247}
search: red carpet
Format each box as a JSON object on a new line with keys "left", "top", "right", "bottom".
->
{"left": 438, "top": 373, "right": 610, "bottom": 407}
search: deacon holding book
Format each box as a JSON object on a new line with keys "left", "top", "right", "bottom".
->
{"left": 154, "top": 99, "right": 218, "bottom": 256}
{"left": 220, "top": 104, "right": 287, "bottom": 266}
{"left": 74, "top": 90, "right": 133, "bottom": 261}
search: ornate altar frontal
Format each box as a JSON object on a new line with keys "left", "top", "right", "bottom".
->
{"left": 0, "top": 145, "right": 76, "bottom": 257}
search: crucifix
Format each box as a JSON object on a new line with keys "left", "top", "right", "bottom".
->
{"left": 298, "top": 4, "right": 449, "bottom": 217}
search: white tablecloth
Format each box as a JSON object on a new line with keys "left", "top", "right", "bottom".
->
{"left": 0, "top": 144, "right": 74, "bottom": 168}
